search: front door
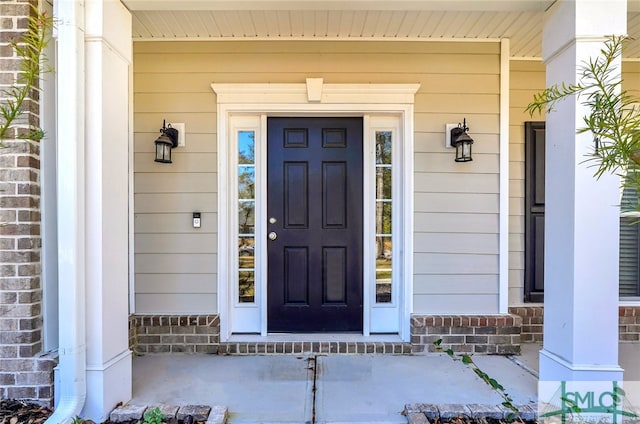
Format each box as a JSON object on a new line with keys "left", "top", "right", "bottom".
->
{"left": 267, "top": 117, "right": 363, "bottom": 332}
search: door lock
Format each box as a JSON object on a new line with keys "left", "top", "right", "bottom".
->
{"left": 268, "top": 232, "right": 278, "bottom": 241}
{"left": 269, "top": 217, "right": 277, "bottom": 224}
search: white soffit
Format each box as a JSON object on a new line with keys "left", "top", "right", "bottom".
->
{"left": 125, "top": 1, "right": 640, "bottom": 59}
{"left": 124, "top": 1, "right": 553, "bottom": 12}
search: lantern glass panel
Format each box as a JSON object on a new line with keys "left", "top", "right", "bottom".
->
{"left": 155, "top": 141, "right": 172, "bottom": 163}
{"left": 463, "top": 142, "right": 472, "bottom": 160}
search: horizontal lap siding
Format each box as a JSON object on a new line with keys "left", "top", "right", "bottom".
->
{"left": 508, "top": 60, "right": 546, "bottom": 306}
{"left": 134, "top": 44, "right": 220, "bottom": 314}
{"left": 507, "top": 60, "right": 638, "bottom": 305}
{"left": 410, "top": 43, "right": 501, "bottom": 314}
{"left": 133, "top": 40, "right": 501, "bottom": 315}
{"left": 625, "top": 62, "right": 640, "bottom": 98}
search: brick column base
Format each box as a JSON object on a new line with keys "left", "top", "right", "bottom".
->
{"left": 0, "top": 354, "right": 56, "bottom": 407}
{"left": 130, "top": 315, "right": 220, "bottom": 354}
{"left": 509, "top": 306, "right": 640, "bottom": 343}
{"left": 509, "top": 306, "right": 543, "bottom": 343}
{"left": 410, "top": 314, "right": 522, "bottom": 355}
{"left": 619, "top": 306, "right": 640, "bottom": 341}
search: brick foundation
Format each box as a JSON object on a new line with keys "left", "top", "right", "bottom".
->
{"left": 509, "top": 306, "right": 543, "bottom": 343}
{"left": 0, "top": 0, "right": 54, "bottom": 406}
{"left": 131, "top": 314, "right": 519, "bottom": 356}
{"left": 509, "top": 306, "right": 640, "bottom": 343}
{"left": 619, "top": 306, "right": 640, "bottom": 342}
{"left": 130, "top": 315, "right": 220, "bottom": 354}
{"left": 410, "top": 315, "right": 522, "bottom": 355}
{"left": 130, "top": 314, "right": 413, "bottom": 355}
{"left": 131, "top": 308, "right": 640, "bottom": 357}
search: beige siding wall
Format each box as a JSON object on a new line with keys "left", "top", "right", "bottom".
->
{"left": 133, "top": 41, "right": 501, "bottom": 315}
{"left": 508, "top": 60, "right": 545, "bottom": 306}
{"left": 626, "top": 62, "right": 640, "bottom": 97}
{"left": 508, "top": 60, "right": 640, "bottom": 305}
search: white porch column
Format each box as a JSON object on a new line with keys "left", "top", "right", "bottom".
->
{"left": 82, "top": 0, "right": 133, "bottom": 420}
{"left": 540, "top": 0, "right": 626, "bottom": 382}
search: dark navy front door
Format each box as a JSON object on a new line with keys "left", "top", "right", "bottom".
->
{"left": 267, "top": 117, "right": 363, "bottom": 332}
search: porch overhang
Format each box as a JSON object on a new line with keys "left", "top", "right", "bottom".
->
{"left": 124, "top": 0, "right": 640, "bottom": 59}
{"left": 124, "top": 0, "right": 553, "bottom": 12}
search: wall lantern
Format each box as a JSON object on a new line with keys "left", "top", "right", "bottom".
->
{"left": 154, "top": 120, "right": 179, "bottom": 163}
{"left": 449, "top": 118, "right": 474, "bottom": 162}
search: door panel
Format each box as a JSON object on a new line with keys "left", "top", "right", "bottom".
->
{"left": 284, "top": 163, "right": 308, "bottom": 228}
{"left": 284, "top": 247, "right": 308, "bottom": 304}
{"left": 323, "top": 247, "right": 347, "bottom": 304}
{"left": 323, "top": 163, "right": 347, "bottom": 228}
{"left": 267, "top": 117, "right": 363, "bottom": 332}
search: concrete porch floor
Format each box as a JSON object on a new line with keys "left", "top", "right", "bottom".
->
{"left": 130, "top": 343, "right": 640, "bottom": 424}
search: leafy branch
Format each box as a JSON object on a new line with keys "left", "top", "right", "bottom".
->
{"left": 0, "top": 4, "right": 53, "bottom": 142}
{"left": 526, "top": 35, "right": 640, "bottom": 212}
{"left": 433, "top": 339, "right": 520, "bottom": 420}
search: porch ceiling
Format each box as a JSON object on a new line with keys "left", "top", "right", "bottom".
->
{"left": 125, "top": 1, "right": 640, "bottom": 59}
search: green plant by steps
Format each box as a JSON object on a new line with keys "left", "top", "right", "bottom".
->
{"left": 526, "top": 35, "right": 640, "bottom": 212}
{"left": 0, "top": 5, "right": 53, "bottom": 143}
{"left": 139, "top": 407, "right": 164, "bottom": 424}
{"left": 433, "top": 339, "right": 520, "bottom": 420}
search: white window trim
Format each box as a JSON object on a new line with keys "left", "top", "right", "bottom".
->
{"left": 368, "top": 117, "right": 403, "bottom": 332}
{"left": 213, "top": 80, "right": 420, "bottom": 342}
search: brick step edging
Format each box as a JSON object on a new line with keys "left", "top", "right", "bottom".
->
{"left": 404, "top": 403, "right": 538, "bottom": 423}
{"left": 110, "top": 404, "right": 227, "bottom": 424}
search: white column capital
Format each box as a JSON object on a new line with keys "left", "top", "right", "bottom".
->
{"left": 85, "top": 0, "right": 132, "bottom": 62}
{"left": 543, "top": 0, "right": 627, "bottom": 63}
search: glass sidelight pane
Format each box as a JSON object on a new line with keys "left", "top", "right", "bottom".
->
{"left": 238, "top": 237, "right": 255, "bottom": 269}
{"left": 238, "top": 131, "right": 255, "bottom": 164}
{"left": 375, "top": 236, "right": 392, "bottom": 269}
{"left": 375, "top": 236, "right": 392, "bottom": 304}
{"left": 374, "top": 130, "right": 393, "bottom": 304}
{"left": 238, "top": 129, "right": 257, "bottom": 305}
{"left": 375, "top": 131, "right": 392, "bottom": 164}
{"left": 238, "top": 166, "right": 255, "bottom": 199}
{"left": 375, "top": 201, "right": 392, "bottom": 234}
{"left": 238, "top": 201, "right": 255, "bottom": 234}
{"left": 376, "top": 271, "right": 392, "bottom": 303}
{"left": 375, "top": 167, "right": 392, "bottom": 199}
{"left": 238, "top": 271, "right": 255, "bottom": 303}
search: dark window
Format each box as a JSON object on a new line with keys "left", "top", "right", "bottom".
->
{"left": 619, "top": 180, "right": 640, "bottom": 297}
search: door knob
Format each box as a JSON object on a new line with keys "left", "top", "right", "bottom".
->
{"left": 268, "top": 232, "right": 277, "bottom": 241}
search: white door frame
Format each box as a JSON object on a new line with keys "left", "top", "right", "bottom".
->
{"left": 212, "top": 80, "right": 419, "bottom": 342}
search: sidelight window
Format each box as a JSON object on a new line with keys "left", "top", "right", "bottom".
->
{"left": 238, "top": 131, "right": 256, "bottom": 303}
{"left": 375, "top": 131, "right": 393, "bottom": 303}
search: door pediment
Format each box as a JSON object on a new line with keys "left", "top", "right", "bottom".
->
{"left": 212, "top": 81, "right": 421, "bottom": 105}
